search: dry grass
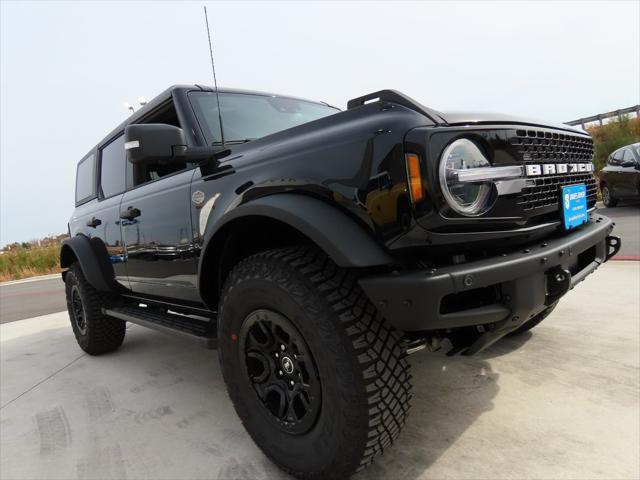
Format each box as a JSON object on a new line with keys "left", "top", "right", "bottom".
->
{"left": 0, "top": 245, "right": 61, "bottom": 282}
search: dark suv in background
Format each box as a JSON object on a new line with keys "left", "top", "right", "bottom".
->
{"left": 600, "top": 143, "right": 640, "bottom": 207}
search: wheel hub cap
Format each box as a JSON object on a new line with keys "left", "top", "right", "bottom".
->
{"left": 281, "top": 356, "right": 295, "bottom": 375}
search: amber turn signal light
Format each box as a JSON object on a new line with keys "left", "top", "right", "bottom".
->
{"left": 405, "top": 153, "right": 424, "bottom": 203}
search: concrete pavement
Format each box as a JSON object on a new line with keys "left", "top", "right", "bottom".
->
{"left": 1, "top": 261, "right": 638, "bottom": 480}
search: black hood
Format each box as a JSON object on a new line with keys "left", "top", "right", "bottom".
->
{"left": 438, "top": 111, "right": 588, "bottom": 135}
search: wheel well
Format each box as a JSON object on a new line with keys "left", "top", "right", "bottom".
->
{"left": 60, "top": 244, "right": 78, "bottom": 281}
{"left": 60, "top": 244, "right": 78, "bottom": 268}
{"left": 199, "top": 216, "right": 311, "bottom": 310}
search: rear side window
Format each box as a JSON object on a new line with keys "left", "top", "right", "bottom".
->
{"left": 99, "top": 134, "right": 126, "bottom": 198}
{"left": 75, "top": 153, "right": 96, "bottom": 204}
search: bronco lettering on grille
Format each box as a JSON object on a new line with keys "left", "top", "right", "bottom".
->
{"left": 525, "top": 163, "right": 595, "bottom": 177}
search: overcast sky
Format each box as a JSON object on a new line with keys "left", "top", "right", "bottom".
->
{"left": 1, "top": 0, "right": 638, "bottom": 244}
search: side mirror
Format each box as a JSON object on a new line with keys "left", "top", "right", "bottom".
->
{"left": 124, "top": 123, "right": 230, "bottom": 166}
{"left": 125, "top": 124, "right": 186, "bottom": 166}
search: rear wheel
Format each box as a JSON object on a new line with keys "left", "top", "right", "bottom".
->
{"left": 218, "top": 246, "right": 412, "bottom": 479}
{"left": 602, "top": 185, "right": 618, "bottom": 207}
{"left": 65, "top": 263, "right": 125, "bottom": 355}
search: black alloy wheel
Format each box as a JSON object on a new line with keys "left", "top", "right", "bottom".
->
{"left": 218, "top": 246, "right": 412, "bottom": 479}
{"left": 70, "top": 285, "right": 87, "bottom": 335}
{"left": 240, "top": 309, "right": 321, "bottom": 435}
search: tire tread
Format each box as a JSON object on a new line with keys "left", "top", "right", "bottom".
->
{"left": 65, "top": 263, "right": 125, "bottom": 355}
{"left": 221, "top": 246, "right": 411, "bottom": 478}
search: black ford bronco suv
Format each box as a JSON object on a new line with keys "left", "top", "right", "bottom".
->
{"left": 61, "top": 85, "right": 620, "bottom": 479}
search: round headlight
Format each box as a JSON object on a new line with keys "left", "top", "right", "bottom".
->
{"left": 439, "top": 139, "right": 495, "bottom": 216}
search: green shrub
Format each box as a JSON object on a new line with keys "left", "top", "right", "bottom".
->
{"left": 590, "top": 116, "right": 640, "bottom": 171}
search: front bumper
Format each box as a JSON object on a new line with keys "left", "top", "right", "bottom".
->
{"left": 359, "top": 213, "right": 619, "bottom": 354}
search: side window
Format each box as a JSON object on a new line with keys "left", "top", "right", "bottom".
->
{"left": 99, "top": 134, "right": 126, "bottom": 198}
{"left": 75, "top": 153, "right": 96, "bottom": 204}
{"left": 622, "top": 149, "right": 635, "bottom": 163}
{"left": 133, "top": 101, "right": 186, "bottom": 187}
{"left": 610, "top": 149, "right": 622, "bottom": 165}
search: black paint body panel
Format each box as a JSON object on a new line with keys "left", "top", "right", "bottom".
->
{"left": 64, "top": 85, "right": 609, "bottom": 326}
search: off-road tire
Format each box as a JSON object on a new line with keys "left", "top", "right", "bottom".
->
{"left": 602, "top": 185, "right": 618, "bottom": 207}
{"left": 218, "top": 246, "right": 412, "bottom": 479}
{"left": 65, "top": 263, "right": 125, "bottom": 355}
{"left": 509, "top": 301, "right": 558, "bottom": 335}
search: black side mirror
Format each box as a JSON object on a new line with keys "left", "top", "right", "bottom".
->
{"left": 124, "top": 124, "right": 229, "bottom": 166}
{"left": 125, "top": 124, "right": 186, "bottom": 166}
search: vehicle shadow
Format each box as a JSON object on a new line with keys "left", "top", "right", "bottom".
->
{"left": 357, "top": 348, "right": 500, "bottom": 480}
{"left": 478, "top": 331, "right": 534, "bottom": 360}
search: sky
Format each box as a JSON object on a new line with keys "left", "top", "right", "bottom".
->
{"left": 1, "top": 0, "right": 639, "bottom": 244}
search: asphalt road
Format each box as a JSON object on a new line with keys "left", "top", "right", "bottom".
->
{"left": 0, "top": 203, "right": 636, "bottom": 325}
{"left": 0, "top": 276, "right": 65, "bottom": 324}
{"left": 596, "top": 200, "right": 640, "bottom": 258}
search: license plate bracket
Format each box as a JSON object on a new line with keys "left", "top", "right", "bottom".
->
{"left": 560, "top": 184, "right": 588, "bottom": 230}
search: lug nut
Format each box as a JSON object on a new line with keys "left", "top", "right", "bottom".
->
{"left": 279, "top": 370, "right": 283, "bottom": 375}
{"left": 280, "top": 344, "right": 285, "bottom": 351}
{"left": 290, "top": 381, "right": 295, "bottom": 386}
{"left": 275, "top": 352, "right": 279, "bottom": 358}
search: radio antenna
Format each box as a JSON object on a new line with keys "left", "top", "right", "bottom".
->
{"left": 203, "top": 6, "right": 225, "bottom": 146}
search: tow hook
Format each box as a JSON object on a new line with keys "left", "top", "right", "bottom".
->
{"left": 605, "top": 235, "right": 621, "bottom": 261}
{"left": 545, "top": 266, "right": 571, "bottom": 306}
{"left": 405, "top": 337, "right": 442, "bottom": 355}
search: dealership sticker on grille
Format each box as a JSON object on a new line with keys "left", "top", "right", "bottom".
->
{"left": 561, "top": 184, "right": 588, "bottom": 230}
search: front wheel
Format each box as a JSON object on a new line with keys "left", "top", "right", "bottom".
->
{"left": 218, "top": 247, "right": 412, "bottom": 479}
{"left": 602, "top": 185, "right": 618, "bottom": 207}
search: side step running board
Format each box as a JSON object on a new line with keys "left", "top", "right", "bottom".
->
{"left": 103, "top": 306, "right": 217, "bottom": 349}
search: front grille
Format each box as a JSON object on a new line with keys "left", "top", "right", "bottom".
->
{"left": 507, "top": 128, "right": 596, "bottom": 212}
{"left": 509, "top": 128, "right": 594, "bottom": 163}
{"left": 519, "top": 172, "right": 597, "bottom": 211}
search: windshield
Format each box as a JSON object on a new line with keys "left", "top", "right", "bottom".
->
{"left": 190, "top": 91, "right": 339, "bottom": 144}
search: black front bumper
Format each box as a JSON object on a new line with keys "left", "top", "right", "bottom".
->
{"left": 360, "top": 214, "right": 619, "bottom": 354}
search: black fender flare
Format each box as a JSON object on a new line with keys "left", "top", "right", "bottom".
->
{"left": 197, "top": 193, "right": 395, "bottom": 305}
{"left": 206, "top": 193, "right": 394, "bottom": 268}
{"left": 60, "top": 235, "right": 116, "bottom": 292}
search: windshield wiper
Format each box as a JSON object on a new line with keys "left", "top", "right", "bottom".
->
{"left": 213, "top": 138, "right": 255, "bottom": 146}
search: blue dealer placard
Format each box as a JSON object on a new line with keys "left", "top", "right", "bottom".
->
{"left": 561, "top": 184, "right": 588, "bottom": 230}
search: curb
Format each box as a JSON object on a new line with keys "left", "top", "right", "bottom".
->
{"left": 0, "top": 273, "right": 61, "bottom": 286}
{"left": 612, "top": 256, "right": 640, "bottom": 261}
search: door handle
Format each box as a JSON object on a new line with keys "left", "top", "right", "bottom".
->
{"left": 120, "top": 207, "right": 141, "bottom": 220}
{"left": 86, "top": 217, "right": 102, "bottom": 228}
